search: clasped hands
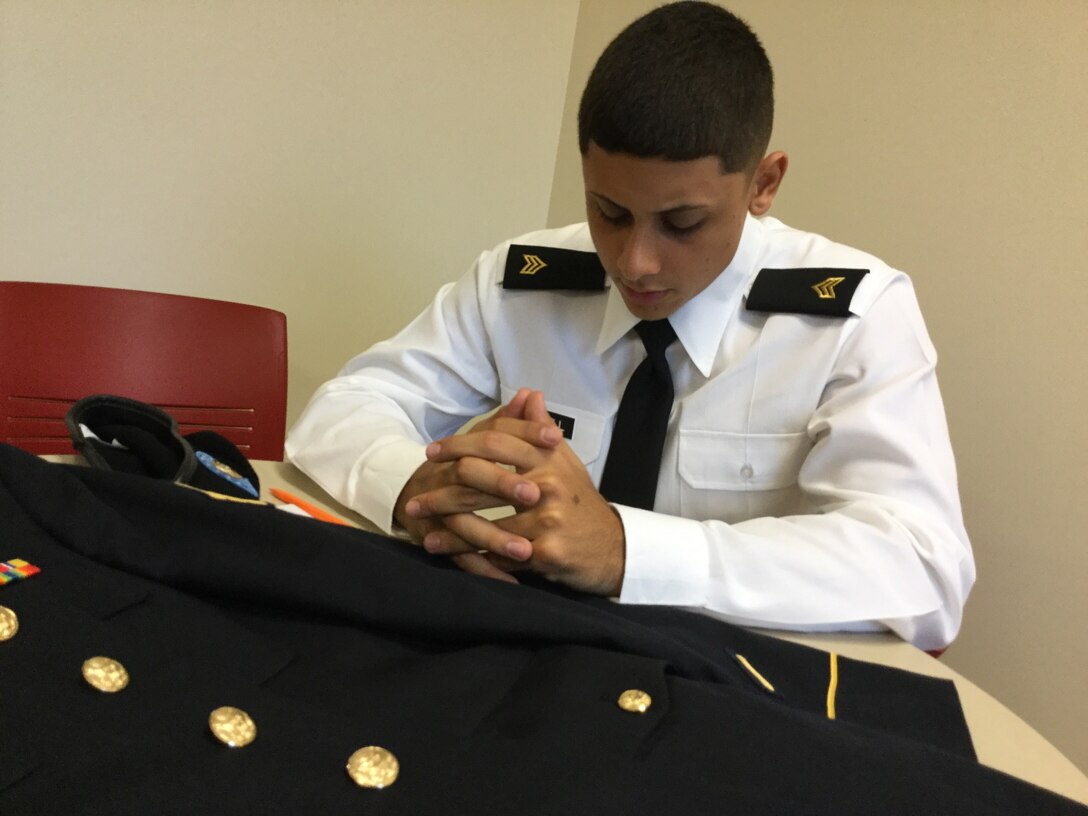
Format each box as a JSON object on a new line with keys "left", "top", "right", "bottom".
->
{"left": 393, "top": 388, "right": 626, "bottom": 596}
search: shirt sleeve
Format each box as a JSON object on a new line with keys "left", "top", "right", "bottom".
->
{"left": 285, "top": 255, "right": 500, "bottom": 534}
{"left": 617, "top": 278, "right": 975, "bottom": 652}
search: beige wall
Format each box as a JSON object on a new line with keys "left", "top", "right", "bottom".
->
{"left": 0, "top": 0, "right": 581, "bottom": 420}
{"left": 3, "top": 0, "right": 1085, "bottom": 775}
{"left": 550, "top": 0, "right": 1088, "bottom": 774}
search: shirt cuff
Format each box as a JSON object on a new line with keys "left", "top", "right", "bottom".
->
{"left": 351, "top": 438, "right": 429, "bottom": 535}
{"left": 615, "top": 505, "right": 710, "bottom": 606}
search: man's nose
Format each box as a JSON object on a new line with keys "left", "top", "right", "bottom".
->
{"left": 616, "top": 225, "right": 661, "bottom": 282}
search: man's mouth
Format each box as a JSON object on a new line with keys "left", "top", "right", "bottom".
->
{"left": 621, "top": 284, "right": 668, "bottom": 306}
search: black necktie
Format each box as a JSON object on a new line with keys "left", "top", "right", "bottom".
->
{"left": 598, "top": 319, "right": 677, "bottom": 510}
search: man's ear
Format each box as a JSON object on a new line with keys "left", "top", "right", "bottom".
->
{"left": 748, "top": 151, "right": 788, "bottom": 215}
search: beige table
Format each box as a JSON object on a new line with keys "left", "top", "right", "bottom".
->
{"left": 48, "top": 455, "right": 1088, "bottom": 806}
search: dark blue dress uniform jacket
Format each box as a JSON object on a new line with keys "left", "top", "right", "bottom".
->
{"left": 0, "top": 444, "right": 1084, "bottom": 815}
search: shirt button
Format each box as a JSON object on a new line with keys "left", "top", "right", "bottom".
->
{"left": 740, "top": 463, "right": 755, "bottom": 480}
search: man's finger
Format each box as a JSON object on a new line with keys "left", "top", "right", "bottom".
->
{"left": 469, "top": 410, "right": 562, "bottom": 450}
{"left": 405, "top": 482, "right": 533, "bottom": 520}
{"left": 420, "top": 524, "right": 485, "bottom": 556}
{"left": 498, "top": 387, "right": 533, "bottom": 419}
{"left": 481, "top": 551, "right": 533, "bottom": 574}
{"left": 451, "top": 553, "right": 520, "bottom": 584}
{"left": 482, "top": 415, "right": 563, "bottom": 447}
{"left": 430, "top": 511, "right": 533, "bottom": 561}
{"left": 407, "top": 458, "right": 541, "bottom": 518}
{"left": 523, "top": 390, "right": 555, "bottom": 425}
{"left": 427, "top": 432, "right": 546, "bottom": 473}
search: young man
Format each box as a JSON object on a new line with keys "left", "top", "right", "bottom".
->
{"left": 286, "top": 2, "right": 973, "bottom": 651}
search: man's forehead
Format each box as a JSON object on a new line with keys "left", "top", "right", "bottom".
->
{"left": 581, "top": 146, "right": 747, "bottom": 208}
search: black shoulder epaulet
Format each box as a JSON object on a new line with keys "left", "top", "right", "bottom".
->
{"left": 502, "top": 244, "right": 607, "bottom": 291}
{"left": 746, "top": 268, "right": 869, "bottom": 317}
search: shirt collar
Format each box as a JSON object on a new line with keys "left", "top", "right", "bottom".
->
{"left": 595, "top": 213, "right": 765, "bottom": 377}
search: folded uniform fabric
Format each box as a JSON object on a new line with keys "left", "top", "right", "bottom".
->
{"left": 65, "top": 394, "right": 259, "bottom": 499}
{"left": 0, "top": 444, "right": 1084, "bottom": 815}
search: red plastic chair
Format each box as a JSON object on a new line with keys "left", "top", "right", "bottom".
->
{"left": 0, "top": 281, "right": 287, "bottom": 460}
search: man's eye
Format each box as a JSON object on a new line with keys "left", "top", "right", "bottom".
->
{"left": 663, "top": 219, "right": 703, "bottom": 237}
{"left": 596, "top": 204, "right": 630, "bottom": 225}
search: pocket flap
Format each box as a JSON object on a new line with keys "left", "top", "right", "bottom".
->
{"left": 679, "top": 431, "right": 809, "bottom": 491}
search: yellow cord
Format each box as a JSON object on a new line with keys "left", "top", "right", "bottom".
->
{"left": 826, "top": 652, "right": 839, "bottom": 720}
{"left": 735, "top": 654, "right": 776, "bottom": 693}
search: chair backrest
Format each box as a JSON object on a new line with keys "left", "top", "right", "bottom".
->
{"left": 0, "top": 281, "right": 287, "bottom": 460}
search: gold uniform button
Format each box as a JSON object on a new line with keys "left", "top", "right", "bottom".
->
{"left": 346, "top": 746, "right": 400, "bottom": 789}
{"left": 82, "top": 656, "right": 130, "bottom": 692}
{"left": 208, "top": 706, "right": 257, "bottom": 748}
{"left": 0, "top": 606, "right": 18, "bottom": 641}
{"left": 617, "top": 688, "right": 652, "bottom": 713}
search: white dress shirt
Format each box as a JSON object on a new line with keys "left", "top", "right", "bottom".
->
{"left": 286, "top": 215, "right": 974, "bottom": 651}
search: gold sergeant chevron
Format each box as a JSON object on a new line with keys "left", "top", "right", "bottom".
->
{"left": 519, "top": 254, "right": 548, "bottom": 275}
{"left": 811, "top": 276, "right": 847, "bottom": 299}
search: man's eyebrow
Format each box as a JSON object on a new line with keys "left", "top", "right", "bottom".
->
{"left": 588, "top": 192, "right": 708, "bottom": 215}
{"left": 587, "top": 191, "right": 626, "bottom": 209}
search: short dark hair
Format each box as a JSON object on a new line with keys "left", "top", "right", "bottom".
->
{"left": 578, "top": 2, "right": 774, "bottom": 174}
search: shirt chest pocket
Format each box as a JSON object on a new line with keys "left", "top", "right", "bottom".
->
{"left": 677, "top": 430, "right": 811, "bottom": 521}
